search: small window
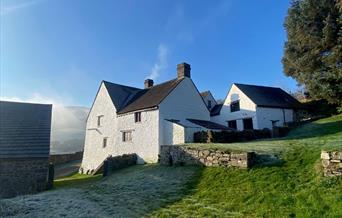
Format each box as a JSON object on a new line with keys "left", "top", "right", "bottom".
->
{"left": 228, "top": 120, "right": 237, "bottom": 130}
{"left": 97, "top": 115, "right": 103, "bottom": 127}
{"left": 208, "top": 100, "right": 212, "bottom": 109}
{"left": 135, "top": 112, "right": 141, "bottom": 123}
{"left": 230, "top": 100, "right": 240, "bottom": 112}
{"left": 103, "top": 138, "right": 108, "bottom": 148}
{"left": 122, "top": 131, "right": 132, "bottom": 142}
{"left": 243, "top": 118, "right": 253, "bottom": 130}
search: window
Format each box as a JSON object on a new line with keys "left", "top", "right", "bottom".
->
{"left": 97, "top": 115, "right": 103, "bottom": 127}
{"left": 135, "top": 112, "right": 141, "bottom": 123}
{"left": 103, "top": 138, "right": 108, "bottom": 148}
{"left": 208, "top": 100, "right": 212, "bottom": 109}
{"left": 230, "top": 100, "right": 240, "bottom": 112}
{"left": 243, "top": 118, "right": 253, "bottom": 130}
{"left": 228, "top": 120, "right": 237, "bottom": 130}
{"left": 122, "top": 131, "right": 132, "bottom": 142}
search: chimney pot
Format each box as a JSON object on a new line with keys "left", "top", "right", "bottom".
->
{"left": 177, "top": 63, "right": 191, "bottom": 79}
{"left": 144, "top": 79, "right": 154, "bottom": 88}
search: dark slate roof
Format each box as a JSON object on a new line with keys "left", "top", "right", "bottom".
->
{"left": 210, "top": 104, "right": 223, "bottom": 116}
{"left": 234, "top": 83, "right": 302, "bottom": 109}
{"left": 187, "top": 119, "right": 233, "bottom": 131}
{"left": 103, "top": 81, "right": 142, "bottom": 112}
{"left": 0, "top": 101, "right": 52, "bottom": 158}
{"left": 117, "top": 79, "right": 184, "bottom": 114}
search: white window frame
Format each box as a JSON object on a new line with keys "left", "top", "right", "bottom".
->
{"left": 122, "top": 131, "right": 132, "bottom": 142}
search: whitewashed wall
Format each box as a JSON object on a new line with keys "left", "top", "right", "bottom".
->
{"left": 159, "top": 78, "right": 210, "bottom": 145}
{"left": 81, "top": 83, "right": 118, "bottom": 173}
{"left": 202, "top": 91, "right": 217, "bottom": 109}
{"left": 115, "top": 109, "right": 159, "bottom": 164}
{"left": 211, "top": 84, "right": 258, "bottom": 130}
{"left": 163, "top": 120, "right": 202, "bottom": 145}
{"left": 256, "top": 107, "right": 294, "bottom": 129}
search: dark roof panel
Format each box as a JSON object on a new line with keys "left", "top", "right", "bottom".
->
{"left": 103, "top": 81, "right": 142, "bottom": 112}
{"left": 0, "top": 101, "right": 52, "bottom": 158}
{"left": 210, "top": 104, "right": 223, "bottom": 116}
{"left": 187, "top": 119, "right": 233, "bottom": 131}
{"left": 234, "top": 83, "right": 302, "bottom": 109}
{"left": 117, "top": 79, "right": 183, "bottom": 114}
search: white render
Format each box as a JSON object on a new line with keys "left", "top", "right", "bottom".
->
{"left": 201, "top": 91, "right": 217, "bottom": 110}
{"left": 81, "top": 65, "right": 300, "bottom": 173}
{"left": 211, "top": 84, "right": 258, "bottom": 130}
{"left": 81, "top": 77, "right": 211, "bottom": 173}
{"left": 81, "top": 83, "right": 117, "bottom": 173}
{"left": 211, "top": 84, "right": 296, "bottom": 131}
{"left": 256, "top": 107, "right": 294, "bottom": 130}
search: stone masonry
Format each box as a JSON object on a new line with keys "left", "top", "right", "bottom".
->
{"left": 321, "top": 150, "right": 342, "bottom": 177}
{"left": 160, "top": 145, "right": 255, "bottom": 169}
{"left": 0, "top": 158, "right": 49, "bottom": 198}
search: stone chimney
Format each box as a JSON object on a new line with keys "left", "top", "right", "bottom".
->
{"left": 144, "top": 79, "right": 154, "bottom": 88}
{"left": 177, "top": 63, "right": 191, "bottom": 79}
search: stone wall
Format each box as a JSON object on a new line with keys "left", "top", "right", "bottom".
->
{"left": 49, "top": 151, "right": 83, "bottom": 165}
{"left": 102, "top": 154, "right": 137, "bottom": 176}
{"left": 321, "top": 151, "right": 342, "bottom": 177}
{"left": 0, "top": 158, "right": 49, "bottom": 198}
{"left": 160, "top": 145, "right": 255, "bottom": 169}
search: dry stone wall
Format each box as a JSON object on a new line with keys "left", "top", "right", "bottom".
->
{"left": 321, "top": 151, "right": 342, "bottom": 177}
{"left": 0, "top": 158, "right": 49, "bottom": 198}
{"left": 49, "top": 151, "right": 83, "bottom": 165}
{"left": 160, "top": 145, "right": 255, "bottom": 169}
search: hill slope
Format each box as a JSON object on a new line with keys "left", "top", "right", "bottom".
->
{"left": 1, "top": 115, "right": 341, "bottom": 217}
{"left": 150, "top": 115, "right": 342, "bottom": 217}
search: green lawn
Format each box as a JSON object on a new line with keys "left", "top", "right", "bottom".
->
{"left": 1, "top": 115, "right": 341, "bottom": 217}
{"left": 150, "top": 115, "right": 342, "bottom": 217}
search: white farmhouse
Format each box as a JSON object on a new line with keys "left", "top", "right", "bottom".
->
{"left": 80, "top": 63, "right": 230, "bottom": 174}
{"left": 210, "top": 83, "right": 302, "bottom": 131}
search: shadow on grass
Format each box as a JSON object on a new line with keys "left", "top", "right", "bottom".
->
{"left": 252, "top": 153, "right": 285, "bottom": 168}
{"left": 285, "top": 120, "right": 342, "bottom": 140}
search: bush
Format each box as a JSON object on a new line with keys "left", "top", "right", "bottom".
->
{"left": 194, "top": 128, "right": 272, "bottom": 144}
{"left": 272, "top": 127, "right": 291, "bottom": 138}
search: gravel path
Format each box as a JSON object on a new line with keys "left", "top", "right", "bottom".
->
{"left": 54, "top": 160, "right": 82, "bottom": 179}
{"left": 0, "top": 165, "right": 198, "bottom": 218}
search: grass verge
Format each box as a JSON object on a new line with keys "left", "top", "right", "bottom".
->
{"left": 150, "top": 115, "right": 342, "bottom": 217}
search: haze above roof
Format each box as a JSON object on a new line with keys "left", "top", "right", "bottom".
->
{"left": 234, "top": 83, "right": 302, "bottom": 109}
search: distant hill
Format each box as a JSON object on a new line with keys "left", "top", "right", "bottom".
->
{"left": 50, "top": 106, "right": 89, "bottom": 154}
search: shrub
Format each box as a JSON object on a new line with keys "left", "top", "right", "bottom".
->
{"left": 193, "top": 128, "right": 272, "bottom": 144}
{"left": 272, "top": 127, "right": 291, "bottom": 138}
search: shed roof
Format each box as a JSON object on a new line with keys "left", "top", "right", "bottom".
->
{"left": 187, "top": 118, "right": 233, "bottom": 131}
{"left": 0, "top": 101, "right": 52, "bottom": 158}
{"left": 234, "top": 83, "right": 302, "bottom": 109}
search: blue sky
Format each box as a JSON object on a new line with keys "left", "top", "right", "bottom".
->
{"left": 0, "top": 0, "right": 296, "bottom": 107}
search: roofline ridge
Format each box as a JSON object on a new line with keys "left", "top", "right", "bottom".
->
{"left": 234, "top": 83, "right": 282, "bottom": 89}
{"left": 102, "top": 80, "right": 141, "bottom": 90}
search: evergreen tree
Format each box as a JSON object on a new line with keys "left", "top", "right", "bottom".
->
{"left": 283, "top": 0, "right": 342, "bottom": 107}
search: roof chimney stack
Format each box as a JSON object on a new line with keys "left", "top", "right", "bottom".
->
{"left": 177, "top": 63, "right": 191, "bottom": 79}
{"left": 144, "top": 79, "right": 154, "bottom": 89}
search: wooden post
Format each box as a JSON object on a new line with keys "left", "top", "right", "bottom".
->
{"left": 46, "top": 163, "right": 54, "bottom": 189}
{"left": 103, "top": 159, "right": 109, "bottom": 177}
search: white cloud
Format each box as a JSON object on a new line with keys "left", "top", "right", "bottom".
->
{"left": 146, "top": 44, "right": 169, "bottom": 80}
{"left": 0, "top": 0, "right": 42, "bottom": 16}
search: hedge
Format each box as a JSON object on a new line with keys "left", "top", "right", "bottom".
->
{"left": 193, "top": 128, "right": 273, "bottom": 143}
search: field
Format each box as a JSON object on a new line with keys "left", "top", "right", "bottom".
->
{"left": 1, "top": 115, "right": 341, "bottom": 217}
